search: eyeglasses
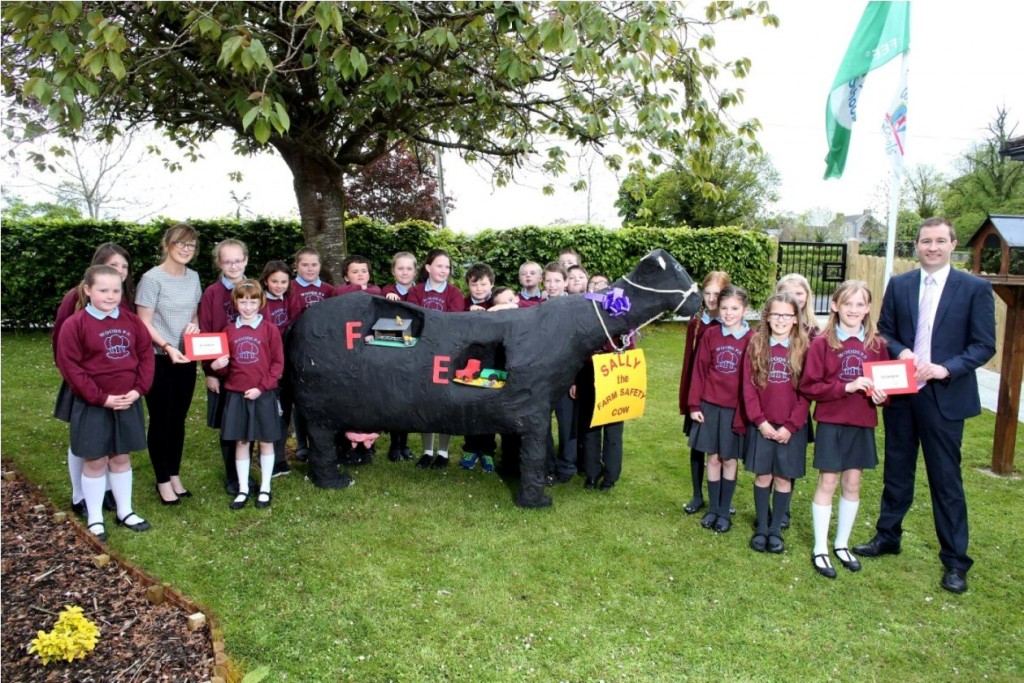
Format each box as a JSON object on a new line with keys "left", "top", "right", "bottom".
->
{"left": 766, "top": 313, "right": 796, "bottom": 321}
{"left": 173, "top": 241, "right": 198, "bottom": 251}
{"left": 220, "top": 259, "right": 245, "bottom": 267}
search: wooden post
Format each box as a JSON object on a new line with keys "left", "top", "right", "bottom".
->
{"left": 992, "top": 284, "right": 1022, "bottom": 475}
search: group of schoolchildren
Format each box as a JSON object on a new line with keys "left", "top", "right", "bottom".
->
{"left": 679, "top": 272, "right": 889, "bottom": 579}
{"left": 53, "top": 231, "right": 889, "bottom": 579}
{"left": 52, "top": 234, "right": 626, "bottom": 544}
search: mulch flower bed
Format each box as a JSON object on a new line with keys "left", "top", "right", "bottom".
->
{"left": 1, "top": 472, "right": 216, "bottom": 682}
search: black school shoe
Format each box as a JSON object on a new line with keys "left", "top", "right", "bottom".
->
{"left": 116, "top": 512, "right": 151, "bottom": 532}
{"left": 103, "top": 490, "right": 117, "bottom": 511}
{"left": 700, "top": 512, "right": 718, "bottom": 529}
{"left": 71, "top": 498, "right": 87, "bottom": 519}
{"left": 812, "top": 553, "right": 837, "bottom": 579}
{"left": 87, "top": 522, "right": 107, "bottom": 542}
{"left": 833, "top": 547, "right": 862, "bottom": 572}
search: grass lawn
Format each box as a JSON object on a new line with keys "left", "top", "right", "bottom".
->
{"left": 3, "top": 324, "right": 1022, "bottom": 682}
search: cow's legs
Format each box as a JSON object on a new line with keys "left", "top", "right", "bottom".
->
{"left": 516, "top": 429, "right": 553, "bottom": 508}
{"left": 307, "top": 420, "right": 352, "bottom": 489}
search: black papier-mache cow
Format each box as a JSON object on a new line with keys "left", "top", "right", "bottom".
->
{"left": 288, "top": 248, "right": 699, "bottom": 508}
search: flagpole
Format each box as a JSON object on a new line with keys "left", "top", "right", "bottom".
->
{"left": 883, "top": 49, "right": 909, "bottom": 288}
{"left": 884, "top": 168, "right": 899, "bottom": 286}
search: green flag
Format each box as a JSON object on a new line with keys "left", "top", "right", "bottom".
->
{"left": 824, "top": 2, "right": 910, "bottom": 179}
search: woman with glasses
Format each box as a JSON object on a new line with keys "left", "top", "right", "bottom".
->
{"left": 136, "top": 224, "right": 203, "bottom": 505}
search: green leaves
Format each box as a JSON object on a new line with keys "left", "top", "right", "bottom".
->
{"left": 1, "top": 0, "right": 780, "bottom": 269}
{"left": 241, "top": 94, "right": 291, "bottom": 143}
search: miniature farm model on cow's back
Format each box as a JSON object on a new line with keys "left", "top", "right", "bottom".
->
{"left": 288, "top": 249, "right": 699, "bottom": 507}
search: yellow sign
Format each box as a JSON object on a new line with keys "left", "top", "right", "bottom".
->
{"left": 591, "top": 349, "right": 647, "bottom": 427}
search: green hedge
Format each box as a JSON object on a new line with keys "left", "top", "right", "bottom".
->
{"left": 1, "top": 217, "right": 773, "bottom": 329}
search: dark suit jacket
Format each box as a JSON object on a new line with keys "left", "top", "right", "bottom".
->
{"left": 878, "top": 267, "right": 996, "bottom": 421}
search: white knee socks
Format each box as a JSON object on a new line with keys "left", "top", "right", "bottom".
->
{"left": 82, "top": 473, "right": 106, "bottom": 527}
{"left": 236, "top": 458, "right": 251, "bottom": 495}
{"left": 835, "top": 496, "right": 860, "bottom": 550}
{"left": 107, "top": 469, "right": 134, "bottom": 520}
{"left": 812, "top": 502, "right": 832, "bottom": 556}
{"left": 68, "top": 448, "right": 85, "bottom": 503}
{"left": 259, "top": 453, "right": 274, "bottom": 493}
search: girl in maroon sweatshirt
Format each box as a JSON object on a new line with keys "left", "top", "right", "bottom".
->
{"left": 260, "top": 260, "right": 293, "bottom": 477}
{"left": 687, "top": 284, "right": 752, "bottom": 534}
{"left": 800, "top": 280, "right": 888, "bottom": 580}
{"left": 679, "top": 270, "right": 731, "bottom": 515}
{"left": 211, "top": 280, "right": 284, "bottom": 511}
{"left": 738, "top": 293, "right": 810, "bottom": 554}
{"left": 56, "top": 265, "right": 155, "bottom": 542}
{"left": 408, "top": 249, "right": 465, "bottom": 469}
{"left": 53, "top": 243, "right": 135, "bottom": 518}
{"left": 381, "top": 252, "right": 418, "bottom": 460}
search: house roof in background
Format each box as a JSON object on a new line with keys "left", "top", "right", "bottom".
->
{"left": 1000, "top": 136, "right": 1024, "bottom": 161}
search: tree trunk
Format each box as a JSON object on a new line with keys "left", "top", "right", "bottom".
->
{"left": 274, "top": 140, "right": 347, "bottom": 283}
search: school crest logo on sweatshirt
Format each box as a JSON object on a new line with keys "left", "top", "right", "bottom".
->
{"left": 300, "top": 290, "right": 324, "bottom": 307}
{"left": 101, "top": 329, "right": 131, "bottom": 361}
{"left": 714, "top": 346, "right": 742, "bottom": 375}
{"left": 838, "top": 349, "right": 867, "bottom": 382}
{"left": 233, "top": 337, "right": 261, "bottom": 365}
{"left": 270, "top": 306, "right": 288, "bottom": 327}
{"left": 768, "top": 356, "right": 791, "bottom": 384}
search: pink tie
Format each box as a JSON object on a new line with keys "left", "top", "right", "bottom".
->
{"left": 913, "top": 275, "right": 936, "bottom": 387}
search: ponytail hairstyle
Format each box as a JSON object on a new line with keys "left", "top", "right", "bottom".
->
{"left": 77, "top": 264, "right": 122, "bottom": 311}
{"left": 418, "top": 248, "right": 451, "bottom": 283}
{"left": 822, "top": 280, "right": 883, "bottom": 353}
{"left": 717, "top": 284, "right": 749, "bottom": 311}
{"left": 747, "top": 293, "right": 809, "bottom": 388}
{"left": 260, "top": 260, "right": 292, "bottom": 298}
{"left": 212, "top": 238, "right": 249, "bottom": 264}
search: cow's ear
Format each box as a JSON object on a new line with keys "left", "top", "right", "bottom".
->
{"left": 638, "top": 251, "right": 665, "bottom": 276}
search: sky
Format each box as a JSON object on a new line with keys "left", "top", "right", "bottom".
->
{"left": 3, "top": 1, "right": 1023, "bottom": 232}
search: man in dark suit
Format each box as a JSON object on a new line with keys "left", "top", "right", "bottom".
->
{"left": 853, "top": 218, "right": 996, "bottom": 594}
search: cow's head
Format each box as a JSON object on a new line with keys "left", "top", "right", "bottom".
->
{"left": 619, "top": 249, "right": 700, "bottom": 319}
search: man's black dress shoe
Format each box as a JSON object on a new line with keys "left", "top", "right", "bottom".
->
{"left": 584, "top": 477, "right": 598, "bottom": 489}
{"left": 940, "top": 567, "right": 967, "bottom": 594}
{"left": 852, "top": 536, "right": 901, "bottom": 558}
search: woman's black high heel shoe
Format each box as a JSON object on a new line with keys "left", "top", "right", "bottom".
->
{"left": 156, "top": 483, "right": 180, "bottom": 506}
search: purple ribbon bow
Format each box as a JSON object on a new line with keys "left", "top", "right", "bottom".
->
{"left": 584, "top": 287, "right": 631, "bottom": 317}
